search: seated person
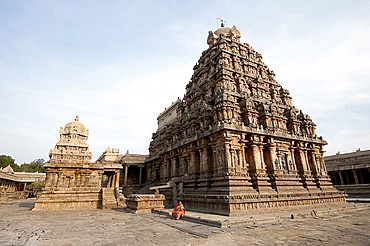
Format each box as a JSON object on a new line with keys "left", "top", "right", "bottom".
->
{"left": 172, "top": 201, "right": 185, "bottom": 220}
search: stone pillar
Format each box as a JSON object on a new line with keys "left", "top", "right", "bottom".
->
{"left": 310, "top": 152, "right": 318, "bottom": 174}
{"left": 352, "top": 170, "right": 359, "bottom": 184}
{"left": 304, "top": 150, "right": 310, "bottom": 171}
{"left": 167, "top": 158, "right": 171, "bottom": 178}
{"left": 115, "top": 170, "right": 120, "bottom": 188}
{"left": 338, "top": 171, "right": 344, "bottom": 185}
{"left": 241, "top": 145, "right": 247, "bottom": 169}
{"left": 319, "top": 153, "right": 327, "bottom": 172}
{"left": 212, "top": 149, "right": 217, "bottom": 171}
{"left": 225, "top": 143, "right": 231, "bottom": 168}
{"left": 169, "top": 158, "right": 173, "bottom": 177}
{"left": 108, "top": 175, "right": 112, "bottom": 188}
{"left": 299, "top": 149, "right": 308, "bottom": 172}
{"left": 289, "top": 148, "right": 297, "bottom": 170}
{"left": 251, "top": 144, "right": 262, "bottom": 170}
{"left": 269, "top": 145, "right": 277, "bottom": 171}
{"left": 124, "top": 165, "right": 128, "bottom": 186}
{"left": 237, "top": 149, "right": 243, "bottom": 168}
{"left": 113, "top": 174, "right": 117, "bottom": 188}
{"left": 139, "top": 166, "right": 143, "bottom": 184}
{"left": 259, "top": 145, "right": 265, "bottom": 169}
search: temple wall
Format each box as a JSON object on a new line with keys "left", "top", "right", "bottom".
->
{"left": 145, "top": 129, "right": 344, "bottom": 214}
{"left": 34, "top": 162, "right": 105, "bottom": 210}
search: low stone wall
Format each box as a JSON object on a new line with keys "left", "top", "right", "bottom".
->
{"left": 126, "top": 194, "right": 165, "bottom": 213}
{"left": 0, "top": 191, "right": 30, "bottom": 202}
{"left": 33, "top": 188, "right": 102, "bottom": 210}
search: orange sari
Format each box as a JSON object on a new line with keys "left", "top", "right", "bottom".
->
{"left": 172, "top": 203, "right": 185, "bottom": 220}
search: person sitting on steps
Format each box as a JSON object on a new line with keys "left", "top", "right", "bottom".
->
{"left": 172, "top": 201, "right": 185, "bottom": 220}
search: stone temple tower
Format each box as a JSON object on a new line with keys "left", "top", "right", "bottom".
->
{"left": 35, "top": 116, "right": 106, "bottom": 210}
{"left": 48, "top": 115, "right": 92, "bottom": 163}
{"left": 145, "top": 26, "right": 345, "bottom": 215}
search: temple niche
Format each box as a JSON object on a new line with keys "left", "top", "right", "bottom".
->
{"left": 145, "top": 25, "right": 345, "bottom": 215}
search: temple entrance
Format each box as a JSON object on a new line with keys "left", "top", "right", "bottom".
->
{"left": 102, "top": 171, "right": 117, "bottom": 188}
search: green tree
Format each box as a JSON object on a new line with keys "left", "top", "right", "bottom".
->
{"left": 18, "top": 163, "right": 32, "bottom": 172}
{"left": 27, "top": 181, "right": 45, "bottom": 196}
{"left": 0, "top": 155, "right": 19, "bottom": 171}
{"left": 18, "top": 158, "right": 46, "bottom": 173}
{"left": 29, "top": 158, "right": 45, "bottom": 173}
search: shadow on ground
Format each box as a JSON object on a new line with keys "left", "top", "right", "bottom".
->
{"left": 18, "top": 201, "right": 35, "bottom": 210}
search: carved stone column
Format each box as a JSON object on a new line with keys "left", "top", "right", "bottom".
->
{"left": 352, "top": 170, "right": 359, "bottom": 184}
{"left": 170, "top": 158, "right": 175, "bottom": 177}
{"left": 303, "top": 150, "right": 310, "bottom": 172}
{"left": 298, "top": 149, "right": 308, "bottom": 172}
{"left": 241, "top": 144, "right": 247, "bottom": 169}
{"left": 139, "top": 166, "right": 143, "bottom": 185}
{"left": 225, "top": 142, "right": 231, "bottom": 168}
{"left": 269, "top": 145, "right": 277, "bottom": 172}
{"left": 289, "top": 147, "right": 297, "bottom": 171}
{"left": 310, "top": 151, "right": 318, "bottom": 175}
{"left": 124, "top": 164, "right": 128, "bottom": 186}
{"left": 115, "top": 170, "right": 120, "bottom": 188}
{"left": 259, "top": 145, "right": 266, "bottom": 169}
{"left": 338, "top": 171, "right": 344, "bottom": 185}
{"left": 251, "top": 144, "right": 261, "bottom": 171}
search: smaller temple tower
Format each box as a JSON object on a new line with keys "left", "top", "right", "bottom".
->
{"left": 34, "top": 116, "right": 123, "bottom": 210}
{"left": 48, "top": 115, "right": 92, "bottom": 163}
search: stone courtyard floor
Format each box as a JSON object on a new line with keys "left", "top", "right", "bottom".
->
{"left": 0, "top": 199, "right": 369, "bottom": 246}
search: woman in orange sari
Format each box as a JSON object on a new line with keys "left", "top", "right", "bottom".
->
{"left": 172, "top": 201, "right": 185, "bottom": 220}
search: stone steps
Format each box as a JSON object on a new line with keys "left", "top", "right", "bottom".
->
{"left": 101, "top": 188, "right": 118, "bottom": 209}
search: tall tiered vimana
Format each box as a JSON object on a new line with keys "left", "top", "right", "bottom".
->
{"left": 145, "top": 25, "right": 345, "bottom": 215}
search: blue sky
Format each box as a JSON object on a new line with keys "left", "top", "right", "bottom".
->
{"left": 1, "top": 0, "right": 369, "bottom": 164}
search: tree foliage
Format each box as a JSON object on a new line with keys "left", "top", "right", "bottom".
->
{"left": 27, "top": 181, "right": 45, "bottom": 195}
{"left": 18, "top": 158, "right": 46, "bottom": 173}
{"left": 0, "top": 155, "right": 46, "bottom": 173}
{"left": 0, "top": 155, "right": 19, "bottom": 171}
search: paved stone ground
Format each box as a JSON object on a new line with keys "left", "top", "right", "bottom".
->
{"left": 0, "top": 199, "right": 369, "bottom": 246}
